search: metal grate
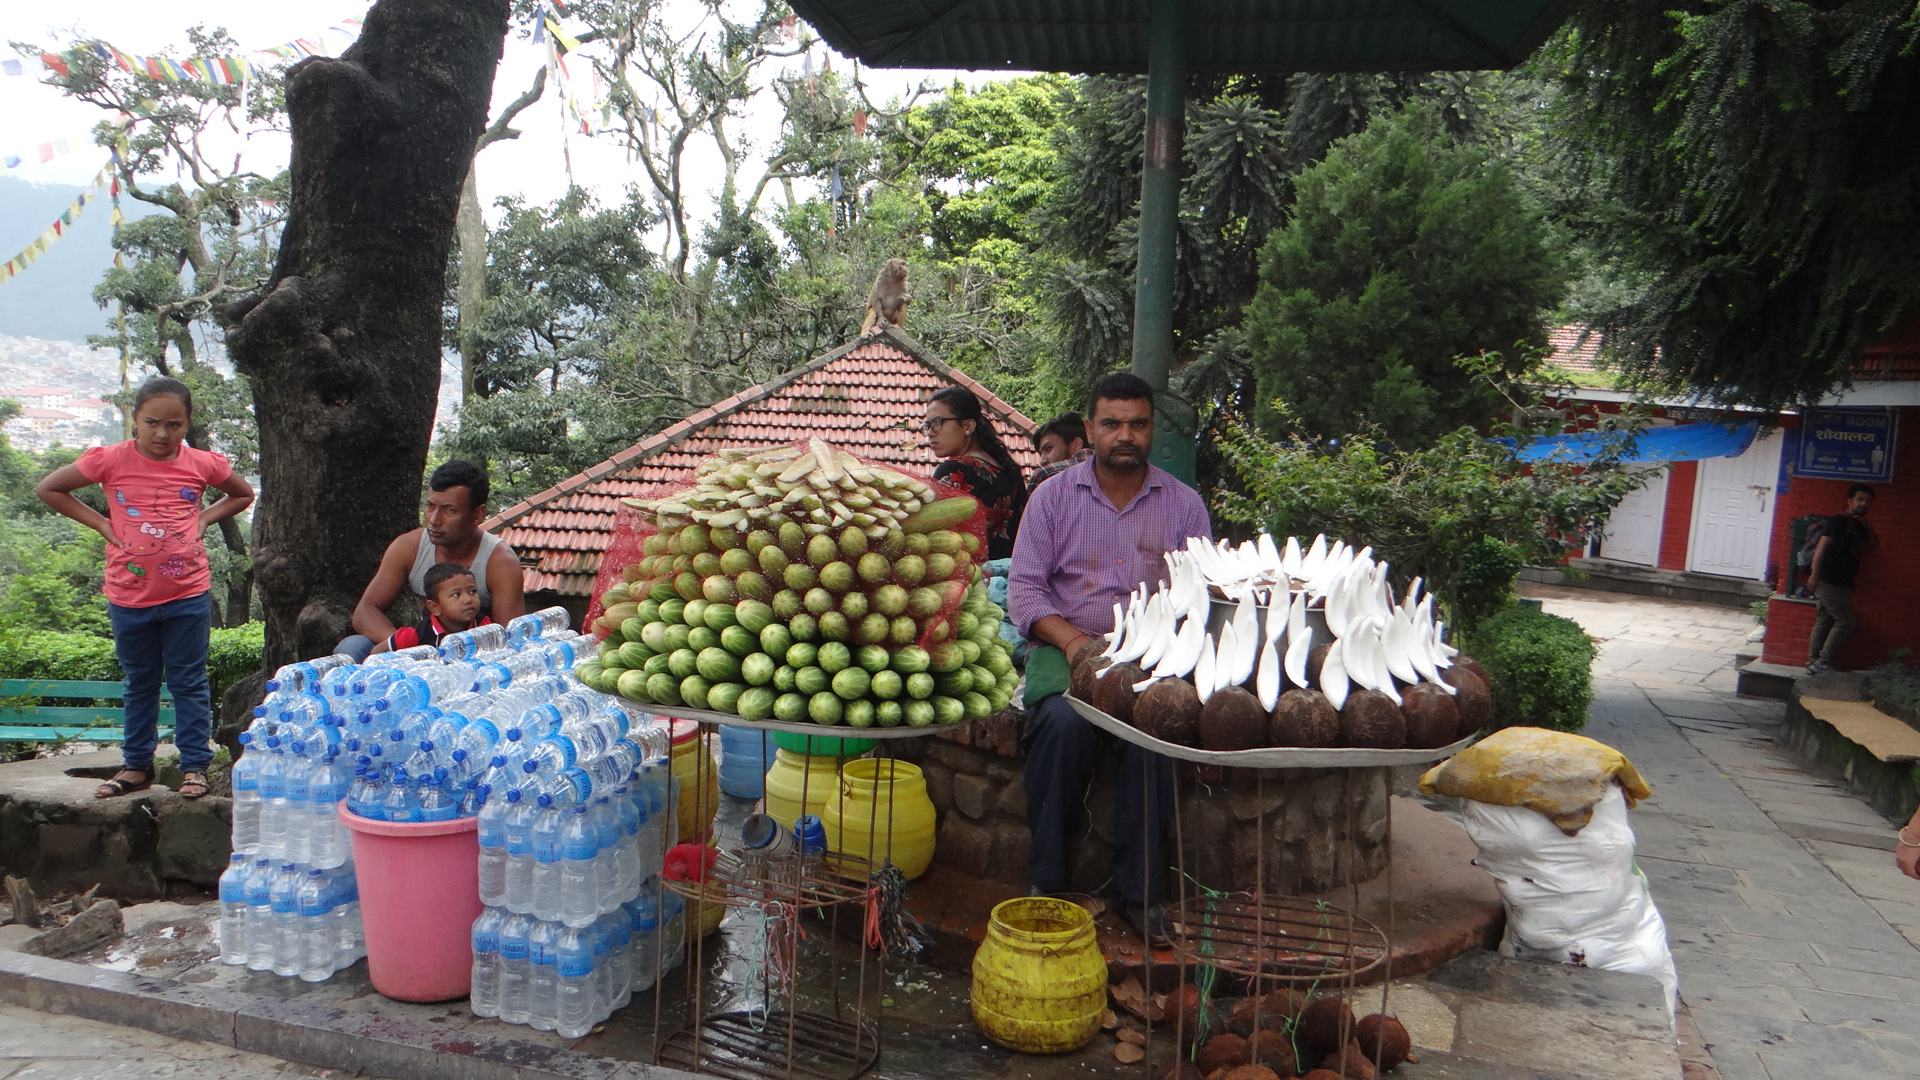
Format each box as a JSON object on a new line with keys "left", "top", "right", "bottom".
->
{"left": 1165, "top": 893, "right": 1389, "bottom": 984}
{"left": 657, "top": 1010, "right": 880, "bottom": 1080}
{"left": 659, "top": 850, "right": 878, "bottom": 913}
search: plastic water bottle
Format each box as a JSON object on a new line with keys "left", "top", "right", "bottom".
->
{"left": 231, "top": 734, "right": 263, "bottom": 855}
{"left": 470, "top": 906, "right": 505, "bottom": 1018}
{"left": 497, "top": 913, "right": 533, "bottom": 1024}
{"left": 507, "top": 606, "right": 572, "bottom": 648}
{"left": 283, "top": 743, "right": 313, "bottom": 865}
{"left": 244, "top": 857, "right": 276, "bottom": 970}
{"left": 383, "top": 765, "right": 421, "bottom": 823}
{"left": 297, "top": 869, "right": 335, "bottom": 982}
{"left": 526, "top": 919, "right": 561, "bottom": 1031}
{"left": 477, "top": 788, "right": 510, "bottom": 908}
{"left": 418, "top": 774, "right": 457, "bottom": 822}
{"left": 270, "top": 862, "right": 303, "bottom": 977}
{"left": 331, "top": 867, "right": 364, "bottom": 970}
{"left": 258, "top": 738, "right": 289, "bottom": 859}
{"left": 441, "top": 623, "right": 510, "bottom": 661}
{"left": 604, "top": 908, "right": 633, "bottom": 1011}
{"left": 553, "top": 925, "right": 595, "bottom": 1038}
{"left": 218, "top": 854, "right": 249, "bottom": 965}
{"left": 347, "top": 766, "right": 383, "bottom": 820}
{"left": 308, "top": 754, "right": 349, "bottom": 868}
{"left": 660, "top": 889, "right": 686, "bottom": 973}
{"left": 558, "top": 805, "right": 600, "bottom": 927}
{"left": 626, "top": 892, "right": 659, "bottom": 994}
{"left": 530, "top": 795, "right": 564, "bottom": 923}
{"left": 502, "top": 788, "right": 540, "bottom": 912}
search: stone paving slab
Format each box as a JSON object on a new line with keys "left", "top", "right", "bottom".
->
{"left": 0, "top": 1002, "right": 377, "bottom": 1080}
{"left": 1531, "top": 586, "right": 1920, "bottom": 1080}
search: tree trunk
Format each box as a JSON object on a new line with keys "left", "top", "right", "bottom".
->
{"left": 224, "top": 0, "right": 512, "bottom": 668}
{"left": 457, "top": 163, "right": 486, "bottom": 409}
{"left": 217, "top": 515, "right": 253, "bottom": 626}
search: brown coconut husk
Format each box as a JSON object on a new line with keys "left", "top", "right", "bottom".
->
{"left": 1296, "top": 996, "right": 1356, "bottom": 1058}
{"left": 1200, "top": 686, "right": 1268, "bottom": 751}
{"left": 1354, "top": 1015, "right": 1413, "bottom": 1071}
{"left": 1338, "top": 688, "right": 1406, "bottom": 749}
{"left": 1269, "top": 689, "right": 1339, "bottom": 748}
{"left": 1199, "top": 1034, "right": 1250, "bottom": 1075}
{"left": 1318, "top": 1041, "right": 1377, "bottom": 1080}
{"left": 1400, "top": 682, "right": 1461, "bottom": 748}
{"left": 1440, "top": 664, "right": 1492, "bottom": 733}
{"left": 1138, "top": 677, "right": 1204, "bottom": 745}
{"left": 1092, "top": 661, "right": 1147, "bottom": 726}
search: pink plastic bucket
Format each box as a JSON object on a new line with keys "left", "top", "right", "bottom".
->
{"left": 339, "top": 808, "right": 481, "bottom": 1002}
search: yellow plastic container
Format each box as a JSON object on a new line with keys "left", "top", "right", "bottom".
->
{"left": 669, "top": 720, "right": 720, "bottom": 845}
{"left": 762, "top": 749, "right": 848, "bottom": 830}
{"left": 820, "top": 759, "right": 937, "bottom": 880}
{"left": 970, "top": 897, "right": 1107, "bottom": 1053}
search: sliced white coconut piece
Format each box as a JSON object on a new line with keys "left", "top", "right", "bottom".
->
{"left": 1137, "top": 597, "right": 1177, "bottom": 670}
{"left": 1435, "top": 620, "right": 1459, "bottom": 659}
{"left": 1194, "top": 635, "right": 1219, "bottom": 705}
{"left": 1282, "top": 535, "right": 1304, "bottom": 578}
{"left": 1284, "top": 624, "right": 1314, "bottom": 689}
{"left": 1099, "top": 602, "right": 1128, "bottom": 658}
{"left": 1112, "top": 593, "right": 1159, "bottom": 664}
{"left": 1342, "top": 617, "right": 1379, "bottom": 692}
{"left": 1149, "top": 608, "right": 1206, "bottom": 680}
{"left": 1382, "top": 608, "right": 1420, "bottom": 685}
{"left": 1401, "top": 576, "right": 1424, "bottom": 614}
{"left": 1301, "top": 534, "right": 1328, "bottom": 580}
{"left": 1321, "top": 638, "right": 1350, "bottom": 710}
{"left": 1256, "top": 634, "right": 1283, "bottom": 711}
{"left": 1214, "top": 624, "right": 1241, "bottom": 691}
{"left": 1256, "top": 532, "right": 1281, "bottom": 573}
{"left": 1131, "top": 675, "right": 1164, "bottom": 693}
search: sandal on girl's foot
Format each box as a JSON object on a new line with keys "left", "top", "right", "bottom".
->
{"left": 178, "top": 772, "right": 210, "bottom": 800}
{"left": 95, "top": 769, "right": 152, "bottom": 799}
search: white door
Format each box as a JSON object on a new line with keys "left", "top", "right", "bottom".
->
{"left": 1688, "top": 428, "right": 1781, "bottom": 579}
{"left": 1600, "top": 468, "right": 1668, "bottom": 566}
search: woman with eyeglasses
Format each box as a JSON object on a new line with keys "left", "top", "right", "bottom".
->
{"left": 923, "top": 386, "right": 1026, "bottom": 560}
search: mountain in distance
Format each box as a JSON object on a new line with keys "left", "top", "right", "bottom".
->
{"left": 0, "top": 175, "right": 161, "bottom": 345}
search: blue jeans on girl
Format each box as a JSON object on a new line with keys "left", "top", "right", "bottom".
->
{"left": 109, "top": 591, "right": 213, "bottom": 774}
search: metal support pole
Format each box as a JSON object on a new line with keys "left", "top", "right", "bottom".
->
{"left": 1132, "top": 0, "right": 1195, "bottom": 486}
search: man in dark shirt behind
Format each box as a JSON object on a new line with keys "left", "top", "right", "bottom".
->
{"left": 1806, "top": 483, "right": 1877, "bottom": 675}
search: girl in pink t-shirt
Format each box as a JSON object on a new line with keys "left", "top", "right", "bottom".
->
{"left": 37, "top": 377, "right": 255, "bottom": 800}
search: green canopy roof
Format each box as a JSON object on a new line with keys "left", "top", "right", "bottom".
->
{"left": 785, "top": 0, "right": 1572, "bottom": 74}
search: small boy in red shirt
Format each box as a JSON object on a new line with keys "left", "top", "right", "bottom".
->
{"left": 372, "top": 562, "right": 492, "bottom": 653}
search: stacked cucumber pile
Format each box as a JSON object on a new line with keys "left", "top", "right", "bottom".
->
{"left": 572, "top": 439, "right": 1020, "bottom": 728}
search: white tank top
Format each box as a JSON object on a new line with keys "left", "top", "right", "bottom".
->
{"left": 409, "top": 530, "right": 501, "bottom": 611}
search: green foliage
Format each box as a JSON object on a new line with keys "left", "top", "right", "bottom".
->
{"left": 1460, "top": 605, "right": 1596, "bottom": 732}
{"left": 1545, "top": 3, "right": 1920, "bottom": 409}
{"left": 0, "top": 622, "right": 264, "bottom": 700}
{"left": 1246, "top": 106, "right": 1568, "bottom": 444}
{"left": 1213, "top": 407, "right": 1653, "bottom": 621}
{"left": 1867, "top": 650, "right": 1920, "bottom": 726}
{"left": 1457, "top": 537, "right": 1526, "bottom": 628}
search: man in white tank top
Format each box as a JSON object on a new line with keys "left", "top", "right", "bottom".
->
{"left": 336, "top": 460, "right": 525, "bottom": 660}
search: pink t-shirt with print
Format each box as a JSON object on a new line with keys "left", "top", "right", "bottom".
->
{"left": 76, "top": 440, "right": 233, "bottom": 608}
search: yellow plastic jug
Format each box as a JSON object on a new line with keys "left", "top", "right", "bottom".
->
{"left": 762, "top": 748, "right": 848, "bottom": 830}
{"left": 970, "top": 897, "right": 1106, "bottom": 1053}
{"left": 820, "top": 758, "right": 937, "bottom": 880}
{"left": 669, "top": 719, "right": 720, "bottom": 845}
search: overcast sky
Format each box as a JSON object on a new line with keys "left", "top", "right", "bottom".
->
{"left": 1, "top": 1, "right": 1004, "bottom": 232}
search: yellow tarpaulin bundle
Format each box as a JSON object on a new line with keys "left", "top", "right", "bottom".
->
{"left": 1419, "top": 726, "right": 1652, "bottom": 835}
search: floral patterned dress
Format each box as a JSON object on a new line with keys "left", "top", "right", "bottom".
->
{"left": 933, "top": 454, "right": 1024, "bottom": 561}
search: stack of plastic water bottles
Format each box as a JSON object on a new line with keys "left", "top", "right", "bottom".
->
{"left": 216, "top": 605, "right": 625, "bottom": 985}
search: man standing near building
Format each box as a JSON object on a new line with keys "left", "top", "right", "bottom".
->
{"left": 1806, "top": 483, "right": 1877, "bottom": 675}
{"left": 1009, "top": 374, "right": 1211, "bottom": 940}
{"left": 1025, "top": 412, "right": 1092, "bottom": 494}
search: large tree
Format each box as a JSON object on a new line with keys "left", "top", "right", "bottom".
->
{"left": 1245, "top": 106, "right": 1567, "bottom": 444}
{"left": 1548, "top": 1, "right": 1920, "bottom": 407}
{"left": 224, "top": 0, "right": 512, "bottom": 667}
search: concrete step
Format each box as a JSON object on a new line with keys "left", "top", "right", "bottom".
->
{"left": 1523, "top": 558, "right": 1771, "bottom": 610}
{"left": 1736, "top": 660, "right": 1802, "bottom": 700}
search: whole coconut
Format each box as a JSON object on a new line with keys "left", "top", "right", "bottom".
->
{"left": 1298, "top": 1073, "right": 1345, "bottom": 1080}
{"left": 1199, "top": 1034, "right": 1250, "bottom": 1075}
{"left": 1219, "top": 1067, "right": 1281, "bottom": 1080}
{"left": 1071, "top": 636, "right": 1110, "bottom": 669}
{"left": 1245, "top": 1028, "right": 1304, "bottom": 1076}
{"left": 1306, "top": 643, "right": 1332, "bottom": 687}
{"left": 1269, "top": 689, "right": 1339, "bottom": 748}
{"left": 1440, "top": 664, "right": 1492, "bottom": 734}
{"left": 1453, "top": 655, "right": 1491, "bottom": 688}
{"left": 1071, "top": 653, "right": 1111, "bottom": 703}
{"left": 1338, "top": 689, "right": 1406, "bottom": 749}
{"left": 1354, "top": 1015, "right": 1412, "bottom": 1071}
{"left": 1263, "top": 988, "right": 1310, "bottom": 1025}
{"left": 1297, "top": 996, "right": 1356, "bottom": 1058}
{"left": 1092, "top": 661, "right": 1147, "bottom": 726}
{"left": 1169, "top": 984, "right": 1214, "bottom": 1050}
{"left": 1138, "top": 677, "right": 1204, "bottom": 745}
{"left": 1199, "top": 686, "right": 1268, "bottom": 751}
{"left": 1400, "top": 683, "right": 1461, "bottom": 748}
{"left": 1318, "top": 1041, "right": 1377, "bottom": 1080}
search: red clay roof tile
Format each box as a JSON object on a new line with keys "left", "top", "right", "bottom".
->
{"left": 485, "top": 328, "right": 1041, "bottom": 597}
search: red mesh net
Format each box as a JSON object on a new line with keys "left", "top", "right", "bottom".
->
{"left": 583, "top": 439, "right": 988, "bottom": 662}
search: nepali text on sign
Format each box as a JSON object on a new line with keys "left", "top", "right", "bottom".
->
{"left": 1793, "top": 408, "right": 1897, "bottom": 483}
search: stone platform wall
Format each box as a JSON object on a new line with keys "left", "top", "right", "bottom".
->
{"left": 0, "top": 756, "right": 231, "bottom": 901}
{"left": 903, "top": 708, "right": 1391, "bottom": 896}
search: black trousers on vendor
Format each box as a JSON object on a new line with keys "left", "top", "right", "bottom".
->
{"left": 1022, "top": 693, "right": 1174, "bottom": 904}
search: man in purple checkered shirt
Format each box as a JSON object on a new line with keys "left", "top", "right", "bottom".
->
{"left": 1009, "top": 372, "right": 1210, "bottom": 940}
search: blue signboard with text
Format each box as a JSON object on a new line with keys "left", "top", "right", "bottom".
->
{"left": 1794, "top": 408, "right": 1897, "bottom": 482}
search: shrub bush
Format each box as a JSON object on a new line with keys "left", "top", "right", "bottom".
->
{"left": 1456, "top": 536, "right": 1525, "bottom": 628}
{"left": 1461, "top": 605, "right": 1596, "bottom": 733}
{"left": 0, "top": 622, "right": 264, "bottom": 700}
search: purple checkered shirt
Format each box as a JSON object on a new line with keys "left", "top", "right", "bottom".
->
{"left": 1008, "top": 457, "right": 1212, "bottom": 641}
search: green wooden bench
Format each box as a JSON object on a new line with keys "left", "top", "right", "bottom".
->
{"left": 0, "top": 679, "right": 174, "bottom": 743}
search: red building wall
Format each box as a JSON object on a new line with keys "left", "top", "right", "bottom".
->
{"left": 1762, "top": 406, "right": 1920, "bottom": 670}
{"left": 1658, "top": 461, "right": 1698, "bottom": 571}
